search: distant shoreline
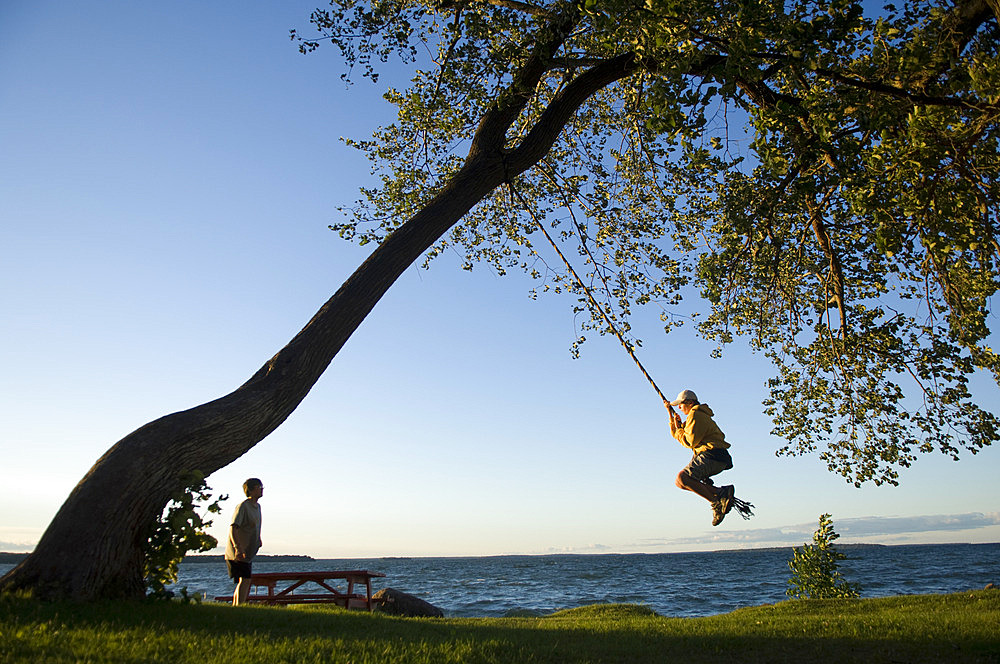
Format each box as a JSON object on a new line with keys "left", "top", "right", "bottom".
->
{"left": 181, "top": 554, "right": 315, "bottom": 564}
{"left": 2, "top": 542, "right": 996, "bottom": 566}
{"left": 0, "top": 553, "right": 315, "bottom": 565}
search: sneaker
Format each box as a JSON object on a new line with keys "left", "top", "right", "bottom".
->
{"left": 711, "top": 501, "right": 726, "bottom": 526}
{"left": 719, "top": 485, "right": 735, "bottom": 516}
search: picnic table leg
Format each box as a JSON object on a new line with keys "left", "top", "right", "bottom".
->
{"left": 251, "top": 577, "right": 277, "bottom": 604}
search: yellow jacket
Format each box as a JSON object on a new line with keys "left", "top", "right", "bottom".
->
{"left": 672, "top": 404, "right": 730, "bottom": 455}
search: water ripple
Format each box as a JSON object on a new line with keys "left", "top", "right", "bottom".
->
{"left": 2, "top": 543, "right": 994, "bottom": 617}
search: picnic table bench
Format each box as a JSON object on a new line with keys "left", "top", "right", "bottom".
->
{"left": 215, "top": 570, "right": 386, "bottom": 610}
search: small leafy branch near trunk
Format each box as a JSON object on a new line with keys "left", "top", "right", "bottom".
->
{"left": 143, "top": 471, "right": 226, "bottom": 599}
{"left": 787, "top": 513, "right": 862, "bottom": 600}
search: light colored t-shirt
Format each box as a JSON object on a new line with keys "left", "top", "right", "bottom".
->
{"left": 224, "top": 499, "right": 262, "bottom": 561}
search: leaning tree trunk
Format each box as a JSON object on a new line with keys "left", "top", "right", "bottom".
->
{"left": 0, "top": 19, "right": 636, "bottom": 598}
{"left": 0, "top": 155, "right": 505, "bottom": 600}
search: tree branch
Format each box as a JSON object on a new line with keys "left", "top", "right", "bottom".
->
{"left": 469, "top": 8, "right": 580, "bottom": 155}
{"left": 813, "top": 67, "right": 1000, "bottom": 112}
{"left": 807, "top": 199, "right": 848, "bottom": 336}
{"left": 438, "top": 0, "right": 556, "bottom": 19}
{"left": 507, "top": 53, "right": 640, "bottom": 174}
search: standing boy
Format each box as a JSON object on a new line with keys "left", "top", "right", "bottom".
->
{"left": 225, "top": 477, "right": 263, "bottom": 605}
{"left": 667, "top": 390, "right": 735, "bottom": 526}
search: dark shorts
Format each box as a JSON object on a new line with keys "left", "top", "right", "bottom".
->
{"left": 226, "top": 559, "right": 253, "bottom": 582}
{"left": 683, "top": 448, "right": 733, "bottom": 482}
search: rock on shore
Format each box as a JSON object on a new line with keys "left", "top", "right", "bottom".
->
{"left": 372, "top": 588, "right": 444, "bottom": 618}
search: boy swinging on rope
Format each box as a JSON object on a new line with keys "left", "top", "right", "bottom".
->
{"left": 666, "top": 389, "right": 736, "bottom": 526}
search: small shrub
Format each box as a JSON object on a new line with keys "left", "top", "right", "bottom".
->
{"left": 143, "top": 470, "right": 226, "bottom": 600}
{"left": 787, "top": 513, "right": 862, "bottom": 599}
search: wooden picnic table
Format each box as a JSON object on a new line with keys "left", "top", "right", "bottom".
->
{"left": 215, "top": 570, "right": 386, "bottom": 610}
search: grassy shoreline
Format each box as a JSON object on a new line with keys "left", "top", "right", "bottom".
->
{"left": 2, "top": 591, "right": 998, "bottom": 663}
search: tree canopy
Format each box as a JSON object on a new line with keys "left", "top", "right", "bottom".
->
{"left": 296, "top": 0, "right": 1000, "bottom": 486}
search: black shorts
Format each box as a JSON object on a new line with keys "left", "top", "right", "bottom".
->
{"left": 683, "top": 448, "right": 733, "bottom": 482}
{"left": 226, "top": 559, "right": 253, "bottom": 582}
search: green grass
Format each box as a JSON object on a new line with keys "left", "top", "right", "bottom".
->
{"left": 2, "top": 591, "right": 998, "bottom": 663}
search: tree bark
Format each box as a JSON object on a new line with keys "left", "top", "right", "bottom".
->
{"left": 0, "top": 19, "right": 639, "bottom": 601}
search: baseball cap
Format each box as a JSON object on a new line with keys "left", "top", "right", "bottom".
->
{"left": 669, "top": 389, "right": 699, "bottom": 406}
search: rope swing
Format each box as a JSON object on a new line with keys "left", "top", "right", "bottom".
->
{"left": 506, "top": 183, "right": 670, "bottom": 405}
{"left": 507, "top": 182, "right": 755, "bottom": 521}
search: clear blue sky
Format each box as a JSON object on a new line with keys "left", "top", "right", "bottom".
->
{"left": 2, "top": 1, "right": 997, "bottom": 559}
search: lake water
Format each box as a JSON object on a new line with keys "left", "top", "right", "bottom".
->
{"left": 2, "top": 543, "right": 995, "bottom": 617}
